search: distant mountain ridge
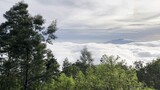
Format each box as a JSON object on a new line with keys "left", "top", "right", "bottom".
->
{"left": 106, "top": 39, "right": 134, "bottom": 44}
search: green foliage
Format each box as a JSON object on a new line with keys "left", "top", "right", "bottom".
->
{"left": 62, "top": 58, "right": 80, "bottom": 78}
{"left": 80, "top": 47, "right": 94, "bottom": 65}
{"left": 62, "top": 47, "right": 94, "bottom": 77}
{"left": 44, "top": 50, "right": 59, "bottom": 81}
{"left": 137, "top": 59, "right": 160, "bottom": 90}
{"left": 60, "top": 54, "right": 153, "bottom": 90}
{"left": 75, "top": 71, "right": 86, "bottom": 90}
{"left": 0, "top": 1, "right": 59, "bottom": 90}
{"left": 46, "top": 21, "right": 57, "bottom": 44}
{"left": 54, "top": 73, "right": 75, "bottom": 90}
{"left": 76, "top": 47, "right": 94, "bottom": 74}
{"left": 85, "top": 55, "right": 145, "bottom": 90}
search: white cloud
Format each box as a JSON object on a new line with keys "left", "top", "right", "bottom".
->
{"left": 47, "top": 40, "right": 160, "bottom": 68}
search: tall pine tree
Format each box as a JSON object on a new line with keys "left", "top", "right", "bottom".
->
{"left": 0, "top": 1, "right": 59, "bottom": 90}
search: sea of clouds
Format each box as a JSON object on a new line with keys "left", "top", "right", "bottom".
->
{"left": 47, "top": 40, "right": 160, "bottom": 67}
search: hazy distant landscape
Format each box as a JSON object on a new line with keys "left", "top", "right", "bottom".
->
{"left": 55, "top": 28, "right": 160, "bottom": 43}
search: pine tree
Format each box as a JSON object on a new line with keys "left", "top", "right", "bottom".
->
{"left": 80, "top": 47, "right": 93, "bottom": 65}
{"left": 0, "top": 1, "right": 59, "bottom": 90}
{"left": 62, "top": 58, "right": 72, "bottom": 76}
{"left": 73, "top": 47, "right": 94, "bottom": 75}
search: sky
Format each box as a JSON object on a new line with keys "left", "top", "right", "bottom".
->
{"left": 1, "top": 0, "right": 160, "bottom": 67}
{"left": 1, "top": 0, "right": 160, "bottom": 42}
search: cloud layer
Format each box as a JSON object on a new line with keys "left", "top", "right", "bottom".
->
{"left": 47, "top": 40, "right": 160, "bottom": 67}
{"left": 1, "top": 0, "right": 160, "bottom": 29}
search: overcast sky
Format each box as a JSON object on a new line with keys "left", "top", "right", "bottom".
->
{"left": 1, "top": 0, "right": 160, "bottom": 42}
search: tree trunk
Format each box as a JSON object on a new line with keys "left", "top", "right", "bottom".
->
{"left": 24, "top": 48, "right": 29, "bottom": 90}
